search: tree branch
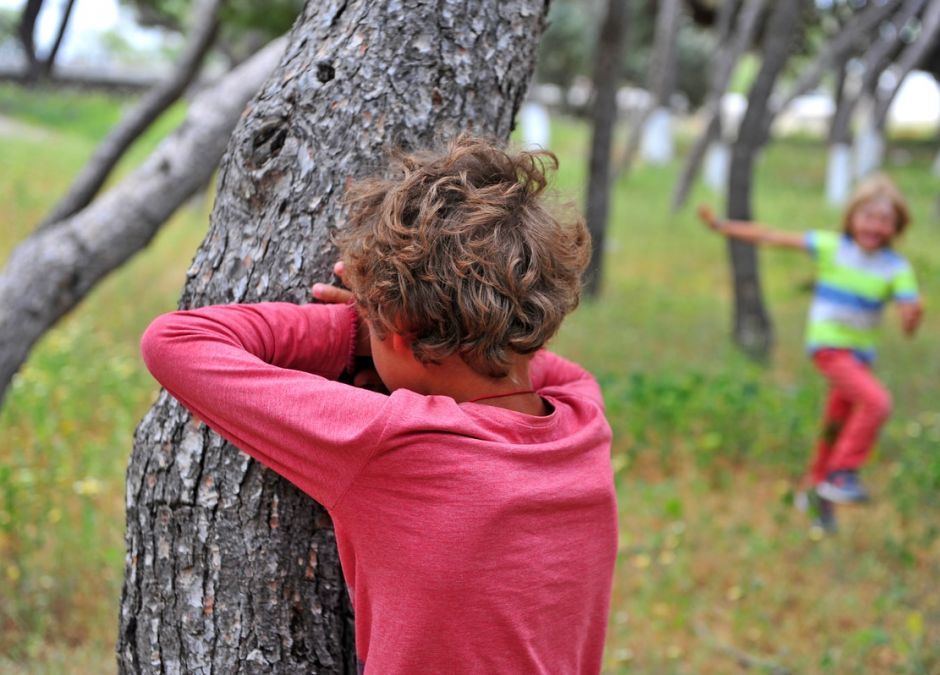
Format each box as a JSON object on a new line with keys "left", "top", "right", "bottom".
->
{"left": 38, "top": 0, "right": 225, "bottom": 229}
{"left": 672, "top": 0, "right": 766, "bottom": 211}
{"left": 0, "top": 37, "right": 286, "bottom": 405}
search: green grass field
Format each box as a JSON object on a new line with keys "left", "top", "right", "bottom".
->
{"left": 1, "top": 83, "right": 938, "bottom": 673}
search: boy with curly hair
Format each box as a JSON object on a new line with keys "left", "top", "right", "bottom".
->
{"left": 142, "top": 136, "right": 617, "bottom": 674}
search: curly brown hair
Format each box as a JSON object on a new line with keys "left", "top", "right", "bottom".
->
{"left": 334, "top": 135, "right": 590, "bottom": 378}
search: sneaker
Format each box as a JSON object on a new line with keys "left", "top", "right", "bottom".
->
{"left": 816, "top": 469, "right": 869, "bottom": 504}
{"left": 796, "top": 489, "right": 838, "bottom": 533}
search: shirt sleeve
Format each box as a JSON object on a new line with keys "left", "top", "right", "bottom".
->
{"left": 804, "top": 230, "right": 837, "bottom": 259}
{"left": 892, "top": 262, "right": 920, "bottom": 303}
{"left": 529, "top": 350, "right": 605, "bottom": 410}
{"left": 140, "top": 302, "right": 391, "bottom": 508}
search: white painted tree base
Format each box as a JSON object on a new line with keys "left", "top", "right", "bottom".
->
{"left": 825, "top": 143, "right": 852, "bottom": 206}
{"left": 854, "top": 125, "right": 884, "bottom": 179}
{"left": 519, "top": 101, "right": 550, "bottom": 150}
{"left": 640, "top": 107, "right": 673, "bottom": 165}
{"left": 704, "top": 141, "right": 730, "bottom": 193}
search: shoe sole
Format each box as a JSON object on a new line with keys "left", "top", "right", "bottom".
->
{"left": 816, "top": 482, "right": 869, "bottom": 504}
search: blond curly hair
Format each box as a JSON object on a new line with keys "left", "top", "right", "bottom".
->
{"left": 335, "top": 135, "right": 590, "bottom": 378}
{"left": 842, "top": 173, "right": 911, "bottom": 237}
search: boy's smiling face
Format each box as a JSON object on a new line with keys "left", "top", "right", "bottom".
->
{"left": 850, "top": 197, "right": 898, "bottom": 252}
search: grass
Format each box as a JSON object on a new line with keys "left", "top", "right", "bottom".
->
{"left": 1, "top": 88, "right": 939, "bottom": 673}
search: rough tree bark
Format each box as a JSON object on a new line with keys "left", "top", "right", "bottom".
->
{"left": 672, "top": 0, "right": 765, "bottom": 211}
{"left": 119, "top": 1, "right": 549, "bottom": 673}
{"left": 618, "top": 0, "right": 681, "bottom": 174}
{"left": 726, "top": 0, "right": 804, "bottom": 360}
{"left": 0, "top": 39, "right": 286, "bottom": 405}
{"left": 584, "top": 0, "right": 629, "bottom": 297}
{"left": 39, "top": 0, "right": 223, "bottom": 229}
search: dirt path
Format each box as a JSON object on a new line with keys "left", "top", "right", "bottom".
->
{"left": 0, "top": 114, "right": 50, "bottom": 141}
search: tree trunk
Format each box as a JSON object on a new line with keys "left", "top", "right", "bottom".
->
{"left": 825, "top": 52, "right": 853, "bottom": 205}
{"left": 37, "top": 0, "right": 76, "bottom": 78}
{"left": 0, "top": 39, "right": 286, "bottom": 405}
{"left": 672, "top": 0, "right": 766, "bottom": 211}
{"left": 618, "top": 0, "right": 681, "bottom": 174}
{"left": 584, "top": 0, "right": 629, "bottom": 297}
{"left": 725, "top": 0, "right": 804, "bottom": 361}
{"left": 39, "top": 0, "right": 223, "bottom": 229}
{"left": 826, "top": 0, "right": 924, "bottom": 180}
{"left": 16, "top": 0, "right": 43, "bottom": 83}
{"left": 119, "top": 1, "right": 549, "bottom": 673}
{"left": 775, "top": 0, "right": 899, "bottom": 112}
{"left": 857, "top": 0, "right": 940, "bottom": 175}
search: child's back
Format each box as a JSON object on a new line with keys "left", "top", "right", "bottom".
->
{"left": 142, "top": 137, "right": 617, "bottom": 673}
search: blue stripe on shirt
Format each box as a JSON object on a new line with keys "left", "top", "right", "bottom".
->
{"left": 814, "top": 283, "right": 883, "bottom": 311}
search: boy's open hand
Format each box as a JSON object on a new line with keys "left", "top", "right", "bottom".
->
{"left": 899, "top": 299, "right": 924, "bottom": 337}
{"left": 696, "top": 204, "right": 720, "bottom": 231}
{"left": 312, "top": 261, "right": 371, "bottom": 357}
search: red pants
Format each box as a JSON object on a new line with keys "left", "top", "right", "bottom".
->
{"left": 809, "top": 349, "right": 892, "bottom": 484}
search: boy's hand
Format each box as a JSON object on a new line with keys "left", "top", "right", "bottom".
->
{"left": 312, "top": 261, "right": 371, "bottom": 356}
{"left": 899, "top": 299, "right": 923, "bottom": 337}
{"left": 696, "top": 204, "right": 721, "bottom": 231}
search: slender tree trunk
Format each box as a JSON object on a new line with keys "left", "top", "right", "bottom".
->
{"left": 119, "top": 1, "right": 549, "bottom": 672}
{"left": 39, "top": 0, "right": 223, "bottom": 229}
{"left": 858, "top": 0, "right": 940, "bottom": 175}
{"left": 825, "top": 52, "right": 854, "bottom": 205}
{"left": 830, "top": 0, "right": 926, "bottom": 178}
{"left": 726, "top": 0, "right": 804, "bottom": 361}
{"left": 775, "top": 0, "right": 900, "bottom": 111}
{"left": 38, "top": 0, "right": 76, "bottom": 78}
{"left": 672, "top": 0, "right": 765, "bottom": 211}
{"left": 0, "top": 40, "right": 286, "bottom": 406}
{"left": 17, "top": 0, "right": 43, "bottom": 83}
{"left": 584, "top": 0, "right": 629, "bottom": 297}
{"left": 618, "top": 0, "right": 681, "bottom": 174}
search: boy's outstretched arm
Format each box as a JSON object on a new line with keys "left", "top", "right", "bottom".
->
{"left": 697, "top": 205, "right": 806, "bottom": 250}
{"left": 898, "top": 298, "right": 924, "bottom": 337}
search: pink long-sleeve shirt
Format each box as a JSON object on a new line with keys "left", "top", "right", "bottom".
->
{"left": 141, "top": 302, "right": 618, "bottom": 674}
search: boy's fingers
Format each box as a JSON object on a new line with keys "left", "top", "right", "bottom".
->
{"left": 334, "top": 260, "right": 346, "bottom": 278}
{"left": 312, "top": 283, "right": 354, "bottom": 304}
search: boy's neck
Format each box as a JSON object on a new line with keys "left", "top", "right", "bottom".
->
{"left": 416, "top": 354, "right": 547, "bottom": 416}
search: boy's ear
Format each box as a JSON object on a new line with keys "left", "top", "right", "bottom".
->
{"left": 390, "top": 332, "right": 412, "bottom": 355}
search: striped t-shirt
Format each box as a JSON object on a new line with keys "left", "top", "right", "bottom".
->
{"left": 805, "top": 230, "right": 919, "bottom": 362}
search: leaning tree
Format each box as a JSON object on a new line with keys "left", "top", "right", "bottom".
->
{"left": 118, "top": 1, "right": 550, "bottom": 672}
{"left": 725, "top": 0, "right": 805, "bottom": 360}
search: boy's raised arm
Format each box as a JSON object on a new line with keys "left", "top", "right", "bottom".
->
{"left": 697, "top": 204, "right": 806, "bottom": 250}
{"left": 140, "top": 302, "right": 388, "bottom": 508}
